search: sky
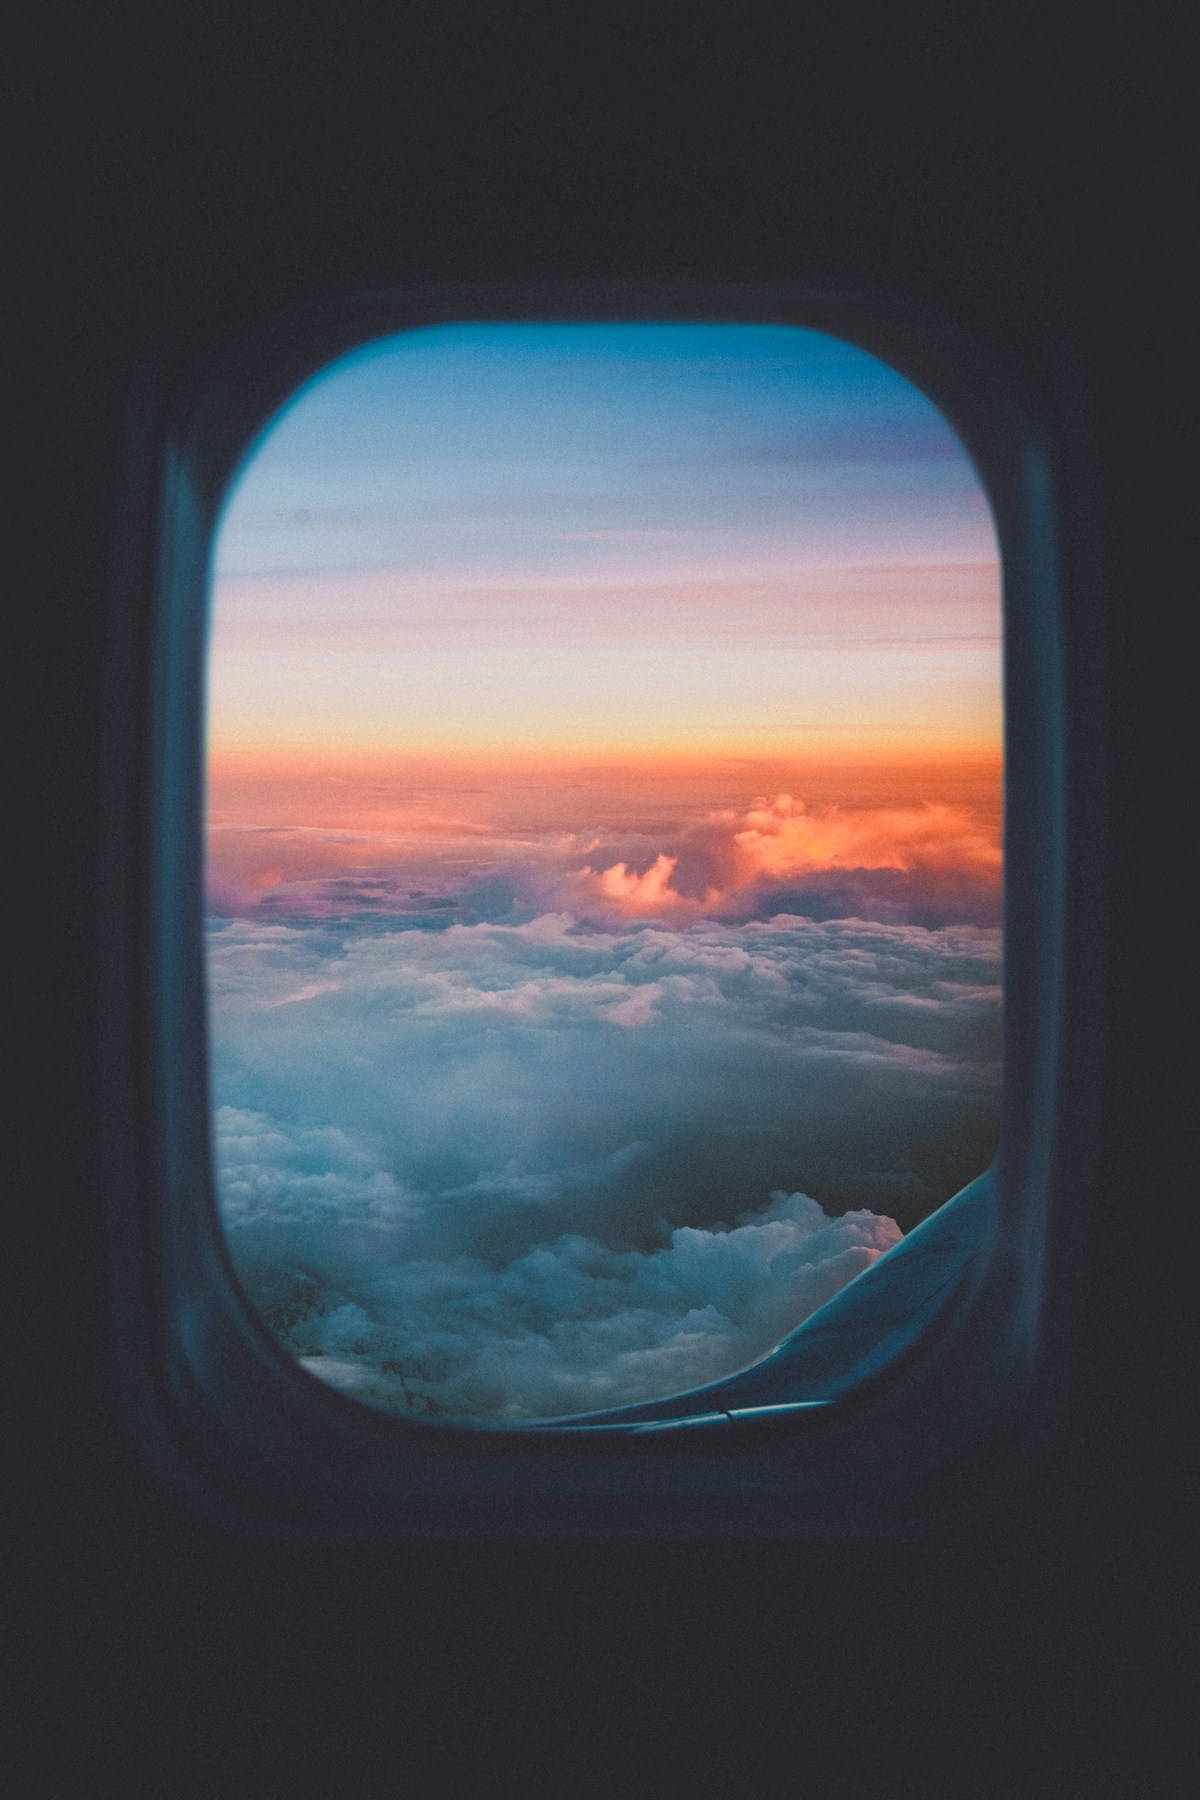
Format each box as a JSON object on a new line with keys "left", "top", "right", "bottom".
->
{"left": 205, "top": 322, "right": 1003, "bottom": 1422}
{"left": 210, "top": 322, "right": 1000, "bottom": 765}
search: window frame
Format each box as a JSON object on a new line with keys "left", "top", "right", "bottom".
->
{"left": 99, "top": 279, "right": 1105, "bottom": 1543}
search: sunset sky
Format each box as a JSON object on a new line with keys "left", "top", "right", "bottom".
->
{"left": 210, "top": 322, "right": 999, "bottom": 761}
{"left": 205, "top": 323, "right": 1004, "bottom": 1421}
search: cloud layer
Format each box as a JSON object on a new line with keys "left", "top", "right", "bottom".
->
{"left": 567, "top": 790, "right": 1001, "bottom": 926}
{"left": 209, "top": 787, "right": 1002, "bottom": 932}
{"left": 210, "top": 909, "right": 1001, "bottom": 1419}
{"left": 231, "top": 1186, "right": 901, "bottom": 1421}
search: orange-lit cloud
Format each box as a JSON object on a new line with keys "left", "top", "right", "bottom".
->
{"left": 594, "top": 853, "right": 691, "bottom": 910}
{"left": 568, "top": 792, "right": 1000, "bottom": 923}
{"left": 207, "top": 759, "right": 1001, "bottom": 932}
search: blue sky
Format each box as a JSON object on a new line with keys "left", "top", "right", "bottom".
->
{"left": 208, "top": 322, "right": 1000, "bottom": 763}
{"left": 214, "top": 321, "right": 996, "bottom": 584}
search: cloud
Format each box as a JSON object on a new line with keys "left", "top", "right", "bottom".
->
{"left": 214, "top": 1104, "right": 423, "bottom": 1230}
{"left": 232, "top": 1190, "right": 902, "bottom": 1422}
{"left": 566, "top": 792, "right": 1000, "bottom": 926}
{"left": 210, "top": 908, "right": 1001, "bottom": 1419}
{"left": 208, "top": 787, "right": 1001, "bottom": 932}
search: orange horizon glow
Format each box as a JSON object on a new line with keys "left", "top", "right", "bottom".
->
{"left": 207, "top": 557, "right": 1002, "bottom": 766}
{"left": 207, "top": 738, "right": 1003, "bottom": 781}
{"left": 207, "top": 749, "right": 1002, "bottom": 831}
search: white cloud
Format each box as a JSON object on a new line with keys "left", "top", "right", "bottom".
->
{"left": 232, "top": 1190, "right": 901, "bottom": 1421}
{"left": 210, "top": 909, "right": 1000, "bottom": 1419}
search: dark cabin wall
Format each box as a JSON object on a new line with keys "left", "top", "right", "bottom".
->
{"left": 14, "top": 10, "right": 1192, "bottom": 1793}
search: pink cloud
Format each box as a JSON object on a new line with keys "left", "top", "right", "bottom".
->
{"left": 568, "top": 793, "right": 1001, "bottom": 922}
{"left": 593, "top": 853, "right": 705, "bottom": 911}
{"left": 207, "top": 765, "right": 1001, "bottom": 930}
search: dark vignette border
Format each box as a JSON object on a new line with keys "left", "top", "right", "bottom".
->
{"left": 98, "top": 278, "right": 1107, "bottom": 1545}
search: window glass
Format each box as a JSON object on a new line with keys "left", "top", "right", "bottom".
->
{"left": 206, "top": 323, "right": 1002, "bottom": 1422}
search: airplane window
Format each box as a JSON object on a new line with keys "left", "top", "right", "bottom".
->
{"left": 205, "top": 322, "right": 1002, "bottom": 1424}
